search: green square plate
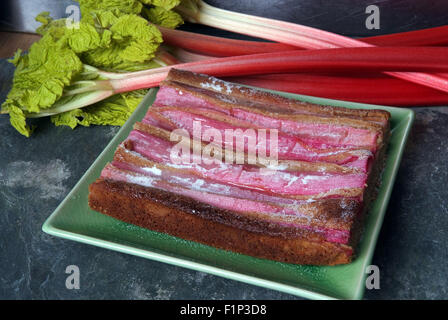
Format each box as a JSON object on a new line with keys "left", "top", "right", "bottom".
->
{"left": 42, "top": 87, "right": 414, "bottom": 300}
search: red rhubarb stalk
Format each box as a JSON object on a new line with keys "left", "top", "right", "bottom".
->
{"left": 102, "top": 47, "right": 448, "bottom": 93}
{"left": 32, "top": 47, "right": 448, "bottom": 117}
{"left": 155, "top": 49, "right": 181, "bottom": 66}
{"left": 168, "top": 46, "right": 214, "bottom": 62}
{"left": 174, "top": 0, "right": 448, "bottom": 93}
{"left": 227, "top": 73, "right": 448, "bottom": 106}
{"left": 160, "top": 25, "right": 448, "bottom": 58}
{"left": 364, "top": 25, "right": 448, "bottom": 47}
{"left": 159, "top": 26, "right": 298, "bottom": 57}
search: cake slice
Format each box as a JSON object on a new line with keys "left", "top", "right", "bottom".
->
{"left": 89, "top": 69, "right": 390, "bottom": 265}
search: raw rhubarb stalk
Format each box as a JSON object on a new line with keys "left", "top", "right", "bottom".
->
{"left": 160, "top": 25, "right": 448, "bottom": 57}
{"left": 154, "top": 49, "right": 181, "bottom": 66}
{"left": 159, "top": 25, "right": 298, "bottom": 56}
{"left": 169, "top": 47, "right": 219, "bottom": 62}
{"left": 103, "top": 47, "right": 448, "bottom": 94}
{"left": 364, "top": 25, "right": 448, "bottom": 47}
{"left": 227, "top": 73, "right": 448, "bottom": 106}
{"left": 174, "top": 0, "right": 448, "bottom": 93}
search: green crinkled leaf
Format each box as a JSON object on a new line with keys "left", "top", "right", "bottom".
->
{"left": 35, "top": 11, "right": 53, "bottom": 35}
{"left": 141, "top": 0, "right": 181, "bottom": 11}
{"left": 35, "top": 11, "right": 52, "bottom": 26}
{"left": 35, "top": 12, "right": 106, "bottom": 54}
{"left": 110, "top": 14, "right": 163, "bottom": 62}
{"left": 66, "top": 23, "right": 103, "bottom": 53}
{"left": 3, "top": 0, "right": 183, "bottom": 137}
{"left": 2, "top": 34, "right": 84, "bottom": 114}
{"left": 51, "top": 90, "right": 147, "bottom": 128}
{"left": 35, "top": 12, "right": 68, "bottom": 39}
{"left": 143, "top": 6, "right": 183, "bottom": 28}
{"left": 82, "top": 14, "right": 163, "bottom": 70}
{"left": 7, "top": 105, "right": 34, "bottom": 137}
{"left": 76, "top": 0, "right": 144, "bottom": 17}
{"left": 8, "top": 49, "right": 22, "bottom": 66}
{"left": 49, "top": 109, "right": 85, "bottom": 129}
{"left": 90, "top": 9, "right": 119, "bottom": 28}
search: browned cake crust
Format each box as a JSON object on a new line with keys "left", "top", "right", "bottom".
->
{"left": 348, "top": 127, "right": 390, "bottom": 248}
{"left": 89, "top": 179, "right": 353, "bottom": 265}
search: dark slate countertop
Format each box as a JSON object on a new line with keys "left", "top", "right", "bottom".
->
{"left": 1, "top": 24, "right": 448, "bottom": 300}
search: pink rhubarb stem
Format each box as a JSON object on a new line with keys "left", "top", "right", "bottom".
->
{"left": 103, "top": 47, "right": 448, "bottom": 93}
{"left": 176, "top": 0, "right": 448, "bottom": 93}
{"left": 159, "top": 25, "right": 448, "bottom": 58}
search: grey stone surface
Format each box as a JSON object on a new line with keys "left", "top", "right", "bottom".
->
{"left": 1, "top": 10, "right": 448, "bottom": 298}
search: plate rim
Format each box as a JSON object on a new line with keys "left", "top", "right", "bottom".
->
{"left": 42, "top": 88, "right": 415, "bottom": 300}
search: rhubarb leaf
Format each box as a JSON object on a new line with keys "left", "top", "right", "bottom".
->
{"left": 81, "top": 13, "right": 163, "bottom": 71}
{"left": 2, "top": 0, "right": 185, "bottom": 137}
{"left": 1, "top": 34, "right": 84, "bottom": 114}
{"left": 35, "top": 12, "right": 67, "bottom": 39}
{"left": 2, "top": 7, "right": 165, "bottom": 136}
{"left": 141, "top": 0, "right": 181, "bottom": 11}
{"left": 76, "top": 0, "right": 144, "bottom": 17}
{"left": 142, "top": 6, "right": 183, "bottom": 28}
{"left": 65, "top": 23, "right": 104, "bottom": 53}
{"left": 7, "top": 105, "right": 34, "bottom": 137}
{"left": 50, "top": 109, "right": 85, "bottom": 129}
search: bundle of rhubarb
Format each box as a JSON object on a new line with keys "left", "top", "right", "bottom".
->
{"left": 89, "top": 69, "right": 391, "bottom": 265}
{"left": 2, "top": 0, "right": 448, "bottom": 137}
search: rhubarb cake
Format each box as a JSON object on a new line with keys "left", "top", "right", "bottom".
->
{"left": 88, "top": 69, "right": 391, "bottom": 266}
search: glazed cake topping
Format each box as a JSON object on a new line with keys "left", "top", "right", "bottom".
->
{"left": 89, "top": 69, "right": 390, "bottom": 265}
